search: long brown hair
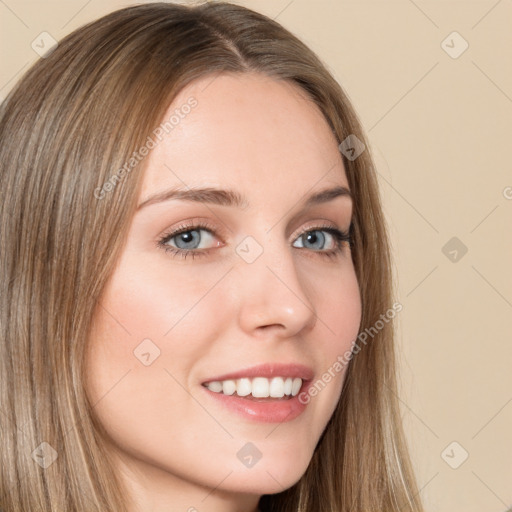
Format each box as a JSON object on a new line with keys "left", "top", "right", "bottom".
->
{"left": 0, "top": 2, "right": 424, "bottom": 510}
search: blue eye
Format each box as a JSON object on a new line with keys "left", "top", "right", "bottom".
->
{"left": 158, "top": 221, "right": 219, "bottom": 260}
{"left": 293, "top": 230, "right": 332, "bottom": 251}
{"left": 169, "top": 228, "right": 214, "bottom": 251}
{"left": 292, "top": 227, "right": 352, "bottom": 260}
{"left": 158, "top": 222, "right": 351, "bottom": 260}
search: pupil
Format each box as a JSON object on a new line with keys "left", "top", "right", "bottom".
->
{"left": 175, "top": 230, "right": 200, "bottom": 249}
{"left": 305, "top": 231, "right": 324, "bottom": 249}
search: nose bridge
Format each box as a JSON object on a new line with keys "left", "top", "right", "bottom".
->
{"left": 233, "top": 229, "right": 317, "bottom": 336}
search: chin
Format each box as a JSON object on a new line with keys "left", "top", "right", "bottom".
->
{"left": 225, "top": 453, "right": 311, "bottom": 495}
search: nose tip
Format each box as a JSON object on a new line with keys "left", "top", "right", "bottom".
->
{"left": 235, "top": 251, "right": 317, "bottom": 338}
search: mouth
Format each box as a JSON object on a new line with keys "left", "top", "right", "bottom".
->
{"left": 200, "top": 363, "right": 313, "bottom": 422}
{"left": 202, "top": 376, "right": 303, "bottom": 401}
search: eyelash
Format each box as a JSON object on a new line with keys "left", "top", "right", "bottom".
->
{"left": 157, "top": 220, "right": 352, "bottom": 261}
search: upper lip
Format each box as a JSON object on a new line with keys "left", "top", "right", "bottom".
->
{"left": 202, "top": 363, "right": 314, "bottom": 384}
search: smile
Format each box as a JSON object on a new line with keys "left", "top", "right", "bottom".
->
{"left": 203, "top": 377, "right": 303, "bottom": 399}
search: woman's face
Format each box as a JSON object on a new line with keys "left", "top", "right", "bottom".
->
{"left": 86, "top": 72, "right": 362, "bottom": 509}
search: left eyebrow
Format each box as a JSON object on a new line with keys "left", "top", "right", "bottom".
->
{"left": 136, "top": 184, "right": 352, "bottom": 211}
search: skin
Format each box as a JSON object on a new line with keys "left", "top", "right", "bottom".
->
{"left": 85, "top": 71, "right": 362, "bottom": 512}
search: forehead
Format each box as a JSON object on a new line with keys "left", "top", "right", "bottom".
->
{"left": 140, "top": 72, "right": 348, "bottom": 203}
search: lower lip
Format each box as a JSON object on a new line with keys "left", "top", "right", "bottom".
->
{"left": 202, "top": 383, "right": 311, "bottom": 423}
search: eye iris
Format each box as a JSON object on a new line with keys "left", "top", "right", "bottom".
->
{"left": 175, "top": 230, "right": 200, "bottom": 249}
{"left": 304, "top": 230, "right": 325, "bottom": 249}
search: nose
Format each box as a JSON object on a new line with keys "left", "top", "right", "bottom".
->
{"left": 234, "top": 235, "right": 317, "bottom": 338}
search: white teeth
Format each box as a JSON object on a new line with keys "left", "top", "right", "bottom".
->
{"left": 283, "top": 377, "right": 293, "bottom": 396}
{"left": 237, "top": 378, "right": 251, "bottom": 397}
{"left": 269, "top": 377, "right": 284, "bottom": 398}
{"left": 291, "top": 377, "right": 302, "bottom": 396}
{"left": 205, "top": 376, "right": 303, "bottom": 398}
{"left": 207, "top": 381, "right": 223, "bottom": 393}
{"left": 252, "top": 377, "right": 269, "bottom": 397}
{"left": 222, "top": 380, "right": 236, "bottom": 396}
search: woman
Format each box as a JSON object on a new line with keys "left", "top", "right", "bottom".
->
{"left": 0, "top": 2, "right": 424, "bottom": 511}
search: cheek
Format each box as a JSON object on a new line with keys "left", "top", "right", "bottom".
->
{"left": 302, "top": 261, "right": 361, "bottom": 407}
{"left": 84, "top": 257, "right": 227, "bottom": 418}
{"left": 314, "top": 259, "right": 362, "bottom": 351}
{"left": 91, "top": 254, "right": 223, "bottom": 346}
{"left": 84, "top": 267, "right": 215, "bottom": 469}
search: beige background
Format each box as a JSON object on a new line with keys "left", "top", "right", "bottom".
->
{"left": 1, "top": 1, "right": 511, "bottom": 510}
